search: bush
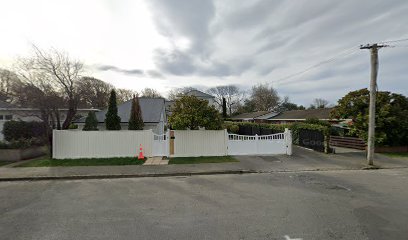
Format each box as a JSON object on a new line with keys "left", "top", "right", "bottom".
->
{"left": 83, "top": 111, "right": 99, "bottom": 131}
{"left": 2, "top": 120, "right": 47, "bottom": 142}
{"left": 222, "top": 122, "right": 239, "bottom": 134}
{"left": 68, "top": 123, "right": 79, "bottom": 129}
{"left": 0, "top": 138, "right": 45, "bottom": 149}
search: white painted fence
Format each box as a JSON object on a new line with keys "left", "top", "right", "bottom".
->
{"left": 227, "top": 129, "right": 292, "bottom": 156}
{"left": 53, "top": 130, "right": 159, "bottom": 159}
{"left": 173, "top": 130, "right": 228, "bottom": 157}
{"left": 52, "top": 129, "right": 292, "bottom": 159}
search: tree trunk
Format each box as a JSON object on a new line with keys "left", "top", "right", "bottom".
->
{"left": 62, "top": 99, "right": 77, "bottom": 129}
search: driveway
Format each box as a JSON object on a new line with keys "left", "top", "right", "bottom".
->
{"left": 234, "top": 146, "right": 408, "bottom": 172}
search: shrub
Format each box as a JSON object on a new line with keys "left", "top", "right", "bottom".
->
{"left": 68, "top": 123, "right": 79, "bottom": 129}
{"left": 83, "top": 111, "right": 99, "bottom": 131}
{"left": 0, "top": 138, "right": 45, "bottom": 149}
{"left": 2, "top": 120, "right": 47, "bottom": 142}
{"left": 105, "top": 89, "right": 121, "bottom": 130}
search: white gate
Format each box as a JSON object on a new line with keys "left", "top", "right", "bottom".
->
{"left": 152, "top": 131, "right": 170, "bottom": 157}
{"left": 227, "top": 129, "right": 292, "bottom": 155}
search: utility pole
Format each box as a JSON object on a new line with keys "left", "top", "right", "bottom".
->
{"left": 360, "top": 43, "right": 388, "bottom": 166}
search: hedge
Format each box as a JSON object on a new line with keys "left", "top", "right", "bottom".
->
{"left": 223, "top": 121, "right": 331, "bottom": 153}
{"left": 2, "top": 120, "right": 47, "bottom": 142}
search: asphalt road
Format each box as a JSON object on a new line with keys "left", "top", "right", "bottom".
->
{"left": 1, "top": 169, "right": 408, "bottom": 240}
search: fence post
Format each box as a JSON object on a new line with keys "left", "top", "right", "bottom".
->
{"left": 166, "top": 130, "right": 170, "bottom": 157}
{"left": 255, "top": 134, "right": 259, "bottom": 154}
{"left": 224, "top": 129, "right": 228, "bottom": 156}
{"left": 52, "top": 130, "right": 56, "bottom": 159}
{"left": 285, "top": 128, "right": 292, "bottom": 156}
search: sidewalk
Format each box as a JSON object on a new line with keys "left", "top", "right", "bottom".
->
{"left": 1, "top": 146, "right": 407, "bottom": 181}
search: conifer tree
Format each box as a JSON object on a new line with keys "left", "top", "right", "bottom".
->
{"left": 83, "top": 111, "right": 98, "bottom": 131}
{"left": 128, "top": 95, "right": 144, "bottom": 130}
{"left": 105, "top": 89, "right": 121, "bottom": 130}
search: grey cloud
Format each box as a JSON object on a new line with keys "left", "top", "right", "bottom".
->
{"left": 148, "top": 0, "right": 408, "bottom": 105}
{"left": 97, "top": 65, "right": 144, "bottom": 75}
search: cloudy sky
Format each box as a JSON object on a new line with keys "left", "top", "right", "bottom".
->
{"left": 0, "top": 0, "right": 407, "bottom": 106}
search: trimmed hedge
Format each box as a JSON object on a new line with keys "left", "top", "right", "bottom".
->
{"left": 2, "top": 120, "right": 47, "bottom": 142}
{"left": 223, "top": 121, "right": 331, "bottom": 153}
{"left": 0, "top": 138, "right": 44, "bottom": 149}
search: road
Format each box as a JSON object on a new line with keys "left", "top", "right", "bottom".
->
{"left": 1, "top": 168, "right": 408, "bottom": 240}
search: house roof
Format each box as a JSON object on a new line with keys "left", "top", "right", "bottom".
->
{"left": 75, "top": 97, "right": 165, "bottom": 123}
{"left": 185, "top": 90, "right": 215, "bottom": 99}
{"left": 0, "top": 100, "right": 14, "bottom": 108}
{"left": 231, "top": 111, "right": 271, "bottom": 120}
{"left": 269, "top": 108, "right": 335, "bottom": 120}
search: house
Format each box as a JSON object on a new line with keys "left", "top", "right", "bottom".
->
{"left": 230, "top": 111, "right": 279, "bottom": 123}
{"left": 165, "top": 89, "right": 216, "bottom": 117}
{"left": 0, "top": 100, "right": 97, "bottom": 141}
{"left": 74, "top": 97, "right": 166, "bottom": 134}
{"left": 267, "top": 108, "right": 350, "bottom": 124}
{"left": 184, "top": 90, "right": 216, "bottom": 106}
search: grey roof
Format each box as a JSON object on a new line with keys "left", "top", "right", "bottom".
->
{"left": 75, "top": 97, "right": 165, "bottom": 123}
{"left": 0, "top": 100, "right": 14, "bottom": 108}
{"left": 269, "top": 108, "right": 334, "bottom": 120}
{"left": 231, "top": 111, "right": 271, "bottom": 120}
{"left": 185, "top": 90, "right": 214, "bottom": 99}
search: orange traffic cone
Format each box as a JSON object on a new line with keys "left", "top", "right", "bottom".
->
{"left": 138, "top": 144, "right": 145, "bottom": 160}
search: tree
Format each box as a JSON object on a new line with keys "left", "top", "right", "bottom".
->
{"left": 277, "top": 96, "right": 305, "bottom": 112}
{"left": 331, "top": 89, "right": 408, "bottom": 146}
{"left": 310, "top": 98, "right": 330, "bottom": 109}
{"left": 0, "top": 69, "right": 21, "bottom": 103}
{"left": 83, "top": 111, "right": 98, "bottom": 131}
{"left": 77, "top": 77, "right": 113, "bottom": 109}
{"left": 168, "top": 96, "right": 222, "bottom": 130}
{"left": 168, "top": 87, "right": 196, "bottom": 100}
{"left": 141, "top": 88, "right": 161, "bottom": 98}
{"left": 116, "top": 88, "right": 138, "bottom": 104}
{"left": 20, "top": 45, "right": 84, "bottom": 129}
{"left": 105, "top": 89, "right": 121, "bottom": 130}
{"left": 207, "top": 85, "right": 244, "bottom": 116}
{"left": 249, "top": 83, "right": 280, "bottom": 111}
{"left": 128, "top": 95, "right": 144, "bottom": 130}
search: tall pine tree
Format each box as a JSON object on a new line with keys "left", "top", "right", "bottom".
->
{"left": 128, "top": 95, "right": 144, "bottom": 130}
{"left": 83, "top": 111, "right": 99, "bottom": 131}
{"left": 105, "top": 89, "right": 121, "bottom": 130}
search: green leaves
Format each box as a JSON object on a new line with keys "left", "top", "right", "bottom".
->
{"left": 128, "top": 96, "right": 144, "bottom": 130}
{"left": 105, "top": 89, "right": 121, "bottom": 130}
{"left": 332, "top": 89, "right": 408, "bottom": 146}
{"left": 168, "top": 96, "right": 222, "bottom": 130}
{"left": 83, "top": 111, "right": 98, "bottom": 131}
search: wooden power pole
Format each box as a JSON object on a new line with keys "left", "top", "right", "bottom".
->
{"left": 360, "top": 43, "right": 388, "bottom": 166}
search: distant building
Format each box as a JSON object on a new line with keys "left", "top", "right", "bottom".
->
{"left": 74, "top": 97, "right": 166, "bottom": 134}
{"left": 0, "top": 100, "right": 97, "bottom": 141}
{"left": 230, "top": 111, "right": 279, "bottom": 123}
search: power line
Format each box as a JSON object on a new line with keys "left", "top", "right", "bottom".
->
{"left": 273, "top": 46, "right": 359, "bottom": 84}
{"left": 379, "top": 37, "right": 408, "bottom": 44}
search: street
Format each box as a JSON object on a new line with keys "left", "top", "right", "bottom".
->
{"left": 1, "top": 168, "right": 408, "bottom": 240}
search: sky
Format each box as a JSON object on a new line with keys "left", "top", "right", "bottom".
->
{"left": 0, "top": 0, "right": 407, "bottom": 106}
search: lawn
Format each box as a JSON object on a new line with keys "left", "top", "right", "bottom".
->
{"left": 15, "top": 157, "right": 145, "bottom": 167}
{"left": 169, "top": 156, "right": 238, "bottom": 164}
{"left": 382, "top": 152, "right": 408, "bottom": 159}
{"left": 0, "top": 161, "right": 14, "bottom": 167}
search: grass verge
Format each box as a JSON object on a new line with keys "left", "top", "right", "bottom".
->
{"left": 382, "top": 152, "right": 408, "bottom": 159}
{"left": 0, "top": 161, "right": 14, "bottom": 167}
{"left": 169, "top": 156, "right": 238, "bottom": 165}
{"left": 15, "top": 157, "right": 145, "bottom": 167}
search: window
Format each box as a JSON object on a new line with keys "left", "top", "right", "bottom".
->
{"left": 0, "top": 115, "right": 3, "bottom": 120}
{"left": 5, "top": 115, "right": 12, "bottom": 120}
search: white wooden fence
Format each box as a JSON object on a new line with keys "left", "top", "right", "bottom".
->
{"left": 52, "top": 129, "right": 292, "bottom": 159}
{"left": 173, "top": 130, "right": 228, "bottom": 157}
{"left": 227, "top": 129, "right": 292, "bottom": 155}
{"left": 53, "top": 130, "right": 165, "bottom": 159}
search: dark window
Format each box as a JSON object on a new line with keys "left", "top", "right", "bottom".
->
{"left": 5, "top": 115, "right": 12, "bottom": 120}
{"left": 0, "top": 115, "right": 3, "bottom": 120}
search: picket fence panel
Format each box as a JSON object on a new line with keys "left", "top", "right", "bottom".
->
{"left": 53, "top": 130, "right": 154, "bottom": 159}
{"left": 173, "top": 130, "right": 228, "bottom": 157}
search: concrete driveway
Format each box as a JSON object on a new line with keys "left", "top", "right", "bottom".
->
{"left": 234, "top": 146, "right": 408, "bottom": 172}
